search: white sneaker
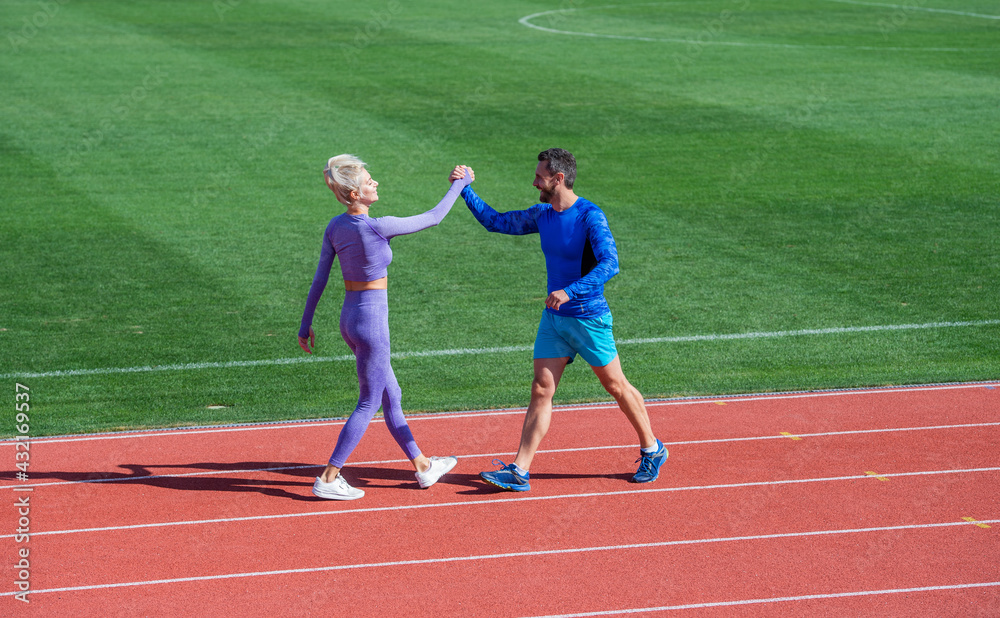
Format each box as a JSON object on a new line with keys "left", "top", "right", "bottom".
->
{"left": 415, "top": 456, "right": 458, "bottom": 489}
{"left": 312, "top": 474, "right": 364, "bottom": 500}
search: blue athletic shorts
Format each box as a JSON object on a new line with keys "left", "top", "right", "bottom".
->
{"left": 534, "top": 310, "right": 618, "bottom": 367}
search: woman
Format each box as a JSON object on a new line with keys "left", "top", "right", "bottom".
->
{"left": 298, "top": 155, "right": 473, "bottom": 500}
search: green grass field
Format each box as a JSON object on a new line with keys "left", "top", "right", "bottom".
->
{"left": 2, "top": 0, "right": 997, "bottom": 437}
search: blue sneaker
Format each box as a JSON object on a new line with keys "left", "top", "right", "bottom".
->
{"left": 480, "top": 459, "right": 530, "bottom": 492}
{"left": 631, "top": 439, "right": 668, "bottom": 483}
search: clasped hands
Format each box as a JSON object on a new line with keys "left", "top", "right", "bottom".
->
{"left": 449, "top": 165, "right": 475, "bottom": 184}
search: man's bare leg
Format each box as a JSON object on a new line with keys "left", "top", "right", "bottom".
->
{"left": 512, "top": 357, "right": 570, "bottom": 471}
{"left": 591, "top": 355, "right": 656, "bottom": 449}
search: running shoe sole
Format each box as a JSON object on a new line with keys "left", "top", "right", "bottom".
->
{"left": 479, "top": 471, "right": 531, "bottom": 492}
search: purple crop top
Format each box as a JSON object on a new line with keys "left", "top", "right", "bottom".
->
{"left": 298, "top": 177, "right": 470, "bottom": 338}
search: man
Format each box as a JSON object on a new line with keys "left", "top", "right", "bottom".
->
{"left": 450, "top": 148, "right": 667, "bottom": 492}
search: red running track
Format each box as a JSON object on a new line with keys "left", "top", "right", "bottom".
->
{"left": 2, "top": 382, "right": 998, "bottom": 616}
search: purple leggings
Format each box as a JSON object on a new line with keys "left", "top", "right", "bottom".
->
{"left": 329, "top": 289, "right": 421, "bottom": 468}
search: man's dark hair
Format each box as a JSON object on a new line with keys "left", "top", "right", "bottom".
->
{"left": 538, "top": 148, "right": 576, "bottom": 189}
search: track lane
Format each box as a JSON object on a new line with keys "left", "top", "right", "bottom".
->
{"left": 2, "top": 383, "right": 996, "bottom": 615}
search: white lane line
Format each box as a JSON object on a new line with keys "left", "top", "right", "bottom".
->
{"left": 647, "top": 381, "right": 999, "bottom": 406}
{"left": 823, "top": 0, "right": 1000, "bottom": 20}
{"left": 619, "top": 320, "right": 1000, "bottom": 344}
{"left": 526, "top": 581, "right": 1000, "bottom": 617}
{"left": 4, "top": 466, "right": 997, "bottom": 539}
{"left": 4, "top": 319, "right": 998, "bottom": 380}
{"left": 1, "top": 518, "right": 996, "bottom": 597}
{"left": 518, "top": 5, "right": 998, "bottom": 51}
{"left": 1, "top": 380, "right": 996, "bottom": 447}
{"left": 6, "top": 420, "right": 998, "bottom": 490}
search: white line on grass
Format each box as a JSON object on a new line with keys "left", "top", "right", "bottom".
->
{"left": 525, "top": 581, "right": 1000, "bottom": 617}
{"left": 822, "top": 0, "right": 1000, "bottom": 20}
{"left": 3, "top": 319, "right": 998, "bottom": 380}
{"left": 4, "top": 466, "right": 997, "bottom": 539}
{"left": 518, "top": 3, "right": 1000, "bottom": 51}
{"left": 1, "top": 518, "right": 996, "bottom": 597}
{"left": 7, "top": 420, "right": 998, "bottom": 489}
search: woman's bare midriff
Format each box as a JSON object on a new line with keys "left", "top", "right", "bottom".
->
{"left": 344, "top": 277, "right": 388, "bottom": 291}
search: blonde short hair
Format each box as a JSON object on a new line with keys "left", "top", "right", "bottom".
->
{"left": 324, "top": 154, "right": 367, "bottom": 206}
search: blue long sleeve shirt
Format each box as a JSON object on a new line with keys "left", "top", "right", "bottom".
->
{"left": 461, "top": 186, "right": 619, "bottom": 319}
